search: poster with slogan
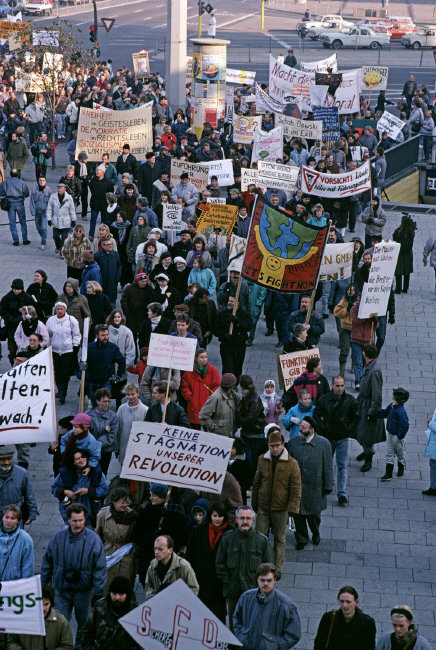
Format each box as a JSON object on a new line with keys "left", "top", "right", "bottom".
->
{"left": 301, "top": 161, "right": 371, "bottom": 198}
{"left": 318, "top": 242, "right": 354, "bottom": 281}
{"left": 120, "top": 422, "right": 233, "bottom": 494}
{"left": 233, "top": 115, "right": 262, "bottom": 144}
{"left": 0, "top": 347, "right": 56, "bottom": 445}
{"left": 274, "top": 113, "right": 322, "bottom": 140}
{"left": 358, "top": 242, "right": 400, "bottom": 318}
{"left": 376, "top": 111, "right": 405, "bottom": 140}
{"left": 258, "top": 160, "right": 299, "bottom": 192}
{"left": 361, "top": 66, "right": 388, "bottom": 91}
{"left": 200, "top": 159, "right": 234, "bottom": 186}
{"left": 196, "top": 203, "right": 239, "bottom": 236}
{"left": 120, "top": 580, "right": 242, "bottom": 648}
{"left": 228, "top": 235, "right": 247, "bottom": 273}
{"left": 0, "top": 575, "right": 45, "bottom": 635}
{"left": 225, "top": 68, "right": 256, "bottom": 85}
{"left": 147, "top": 334, "right": 196, "bottom": 372}
{"left": 277, "top": 348, "right": 321, "bottom": 390}
{"left": 162, "top": 203, "right": 183, "bottom": 231}
{"left": 252, "top": 127, "right": 283, "bottom": 164}
{"left": 170, "top": 159, "right": 209, "bottom": 193}
{"left": 300, "top": 53, "right": 338, "bottom": 73}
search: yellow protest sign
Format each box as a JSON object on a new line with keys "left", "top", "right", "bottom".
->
{"left": 0, "top": 20, "right": 30, "bottom": 42}
{"left": 196, "top": 203, "right": 238, "bottom": 236}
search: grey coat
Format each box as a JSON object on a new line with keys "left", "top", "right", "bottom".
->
{"left": 355, "top": 360, "right": 386, "bottom": 447}
{"left": 376, "top": 632, "right": 431, "bottom": 650}
{"left": 423, "top": 235, "right": 436, "bottom": 268}
{"left": 287, "top": 434, "right": 333, "bottom": 516}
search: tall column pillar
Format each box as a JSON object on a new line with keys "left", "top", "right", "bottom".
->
{"left": 166, "top": 0, "right": 188, "bottom": 110}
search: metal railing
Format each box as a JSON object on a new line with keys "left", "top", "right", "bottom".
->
{"left": 383, "top": 135, "right": 420, "bottom": 182}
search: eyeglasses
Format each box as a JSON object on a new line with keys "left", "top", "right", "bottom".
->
{"left": 99, "top": 399, "right": 111, "bottom": 403}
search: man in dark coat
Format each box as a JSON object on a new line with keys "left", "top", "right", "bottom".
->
{"left": 89, "top": 166, "right": 114, "bottom": 239}
{"left": 288, "top": 294, "right": 325, "bottom": 347}
{"left": 287, "top": 416, "right": 333, "bottom": 550}
{"left": 314, "top": 376, "right": 359, "bottom": 506}
{"left": 115, "top": 143, "right": 138, "bottom": 180}
{"left": 95, "top": 239, "right": 122, "bottom": 306}
{"left": 137, "top": 152, "right": 158, "bottom": 202}
{"left": 86, "top": 324, "right": 126, "bottom": 403}
{"left": 137, "top": 301, "right": 171, "bottom": 349}
{"left": 120, "top": 272, "right": 155, "bottom": 344}
{"left": 214, "top": 295, "right": 251, "bottom": 380}
{"left": 0, "top": 278, "right": 35, "bottom": 364}
{"left": 355, "top": 344, "right": 386, "bottom": 472}
{"left": 284, "top": 49, "right": 297, "bottom": 68}
{"left": 145, "top": 381, "right": 190, "bottom": 426}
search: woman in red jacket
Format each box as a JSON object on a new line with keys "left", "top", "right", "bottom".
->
{"left": 180, "top": 348, "right": 221, "bottom": 428}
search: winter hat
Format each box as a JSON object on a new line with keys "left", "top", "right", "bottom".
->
{"left": 140, "top": 346, "right": 149, "bottom": 357}
{"left": 221, "top": 373, "right": 236, "bottom": 388}
{"left": 57, "top": 182, "right": 66, "bottom": 188}
{"left": 180, "top": 172, "right": 189, "bottom": 180}
{"left": 109, "top": 576, "right": 132, "bottom": 597}
{"left": 264, "top": 423, "right": 280, "bottom": 438}
{"left": 122, "top": 172, "right": 130, "bottom": 179}
{"left": 191, "top": 497, "right": 210, "bottom": 519}
{"left": 78, "top": 152, "right": 88, "bottom": 162}
{"left": 174, "top": 257, "right": 187, "bottom": 265}
{"left": 150, "top": 483, "right": 169, "bottom": 499}
{"left": 264, "top": 379, "right": 275, "bottom": 388}
{"left": 71, "top": 413, "right": 92, "bottom": 429}
{"left": 302, "top": 416, "right": 316, "bottom": 429}
{"left": 155, "top": 273, "right": 169, "bottom": 282}
{"left": 173, "top": 304, "right": 189, "bottom": 313}
{"left": 268, "top": 430, "right": 284, "bottom": 445}
{"left": 11, "top": 278, "right": 24, "bottom": 290}
{"left": 55, "top": 301, "right": 68, "bottom": 310}
{"left": 135, "top": 272, "right": 148, "bottom": 282}
{"left": 0, "top": 445, "right": 15, "bottom": 459}
{"left": 96, "top": 164, "right": 106, "bottom": 174}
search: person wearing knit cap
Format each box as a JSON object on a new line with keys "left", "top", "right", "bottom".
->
{"left": 199, "top": 372, "right": 241, "bottom": 437}
{"left": 252, "top": 427, "right": 301, "bottom": 570}
{"left": 287, "top": 416, "right": 333, "bottom": 550}
{"left": 60, "top": 413, "right": 102, "bottom": 469}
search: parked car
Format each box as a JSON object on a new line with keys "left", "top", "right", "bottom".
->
{"left": 320, "top": 25, "right": 391, "bottom": 49}
{"left": 22, "top": 0, "right": 52, "bottom": 14}
{"left": 307, "top": 21, "right": 351, "bottom": 40}
{"left": 297, "top": 14, "right": 354, "bottom": 37}
{"left": 401, "top": 26, "right": 436, "bottom": 49}
{"left": 0, "top": 0, "right": 13, "bottom": 16}
{"left": 357, "top": 15, "right": 416, "bottom": 39}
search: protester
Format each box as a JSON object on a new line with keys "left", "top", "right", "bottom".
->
{"left": 376, "top": 606, "right": 431, "bottom": 650}
{"left": 0, "top": 504, "right": 34, "bottom": 579}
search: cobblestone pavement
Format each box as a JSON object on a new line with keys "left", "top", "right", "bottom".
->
{"left": 0, "top": 144, "right": 435, "bottom": 648}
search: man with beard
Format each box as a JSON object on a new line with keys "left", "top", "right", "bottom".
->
{"left": 288, "top": 295, "right": 325, "bottom": 347}
{"left": 81, "top": 576, "right": 139, "bottom": 649}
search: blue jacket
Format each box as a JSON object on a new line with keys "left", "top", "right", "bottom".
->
{"left": 104, "top": 162, "right": 118, "bottom": 187}
{"left": 0, "top": 526, "right": 34, "bottom": 580}
{"left": 87, "top": 340, "right": 126, "bottom": 383}
{"left": 328, "top": 278, "right": 351, "bottom": 309}
{"left": 282, "top": 401, "right": 315, "bottom": 438}
{"left": 95, "top": 250, "right": 122, "bottom": 302}
{"left": 233, "top": 587, "right": 301, "bottom": 650}
{"left": 30, "top": 183, "right": 51, "bottom": 216}
{"left": 60, "top": 430, "right": 102, "bottom": 468}
{"left": 288, "top": 309, "right": 325, "bottom": 347}
{"left": 41, "top": 526, "right": 106, "bottom": 595}
{"left": 378, "top": 403, "right": 409, "bottom": 439}
{"left": 80, "top": 262, "right": 102, "bottom": 296}
{"left": 187, "top": 267, "right": 217, "bottom": 296}
{"left": 87, "top": 406, "right": 119, "bottom": 452}
{"left": 132, "top": 207, "right": 158, "bottom": 228}
{"left": 51, "top": 468, "right": 109, "bottom": 524}
{"left": 0, "top": 177, "right": 30, "bottom": 200}
{"left": 425, "top": 419, "right": 436, "bottom": 460}
{"left": 0, "top": 465, "right": 38, "bottom": 522}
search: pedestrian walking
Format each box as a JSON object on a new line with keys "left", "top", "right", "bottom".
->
{"left": 376, "top": 606, "right": 431, "bottom": 650}
{"left": 30, "top": 176, "right": 51, "bottom": 250}
{"left": 0, "top": 169, "right": 30, "bottom": 246}
{"left": 378, "top": 388, "right": 409, "bottom": 481}
{"left": 46, "top": 302, "right": 81, "bottom": 404}
{"left": 0, "top": 504, "right": 34, "bottom": 580}
{"left": 31, "top": 131, "right": 52, "bottom": 179}
{"left": 47, "top": 183, "right": 77, "bottom": 254}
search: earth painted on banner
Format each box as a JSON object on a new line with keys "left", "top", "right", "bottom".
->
{"left": 261, "top": 205, "right": 317, "bottom": 259}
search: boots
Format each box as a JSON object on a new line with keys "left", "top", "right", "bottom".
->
{"left": 381, "top": 464, "right": 394, "bottom": 481}
{"left": 360, "top": 454, "right": 373, "bottom": 472}
{"left": 339, "top": 361, "right": 346, "bottom": 377}
{"left": 356, "top": 451, "right": 366, "bottom": 461}
{"left": 397, "top": 462, "right": 405, "bottom": 477}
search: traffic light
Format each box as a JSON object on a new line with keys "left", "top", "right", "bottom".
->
{"left": 199, "top": 1, "right": 206, "bottom": 15}
{"left": 89, "top": 25, "right": 96, "bottom": 43}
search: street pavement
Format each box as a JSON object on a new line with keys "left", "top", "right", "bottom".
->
{"left": 1, "top": 139, "right": 435, "bottom": 648}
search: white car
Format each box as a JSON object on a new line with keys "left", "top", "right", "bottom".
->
{"left": 22, "top": 0, "right": 52, "bottom": 14}
{"left": 297, "top": 14, "right": 353, "bottom": 37}
{"left": 307, "top": 21, "right": 351, "bottom": 40}
{"left": 401, "top": 26, "right": 436, "bottom": 49}
{"left": 320, "top": 26, "right": 391, "bottom": 49}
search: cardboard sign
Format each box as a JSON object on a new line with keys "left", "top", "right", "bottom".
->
{"left": 312, "top": 106, "right": 340, "bottom": 143}
{"left": 233, "top": 115, "right": 262, "bottom": 144}
{"left": 120, "top": 423, "right": 233, "bottom": 493}
{"left": 226, "top": 68, "right": 256, "bottom": 85}
{"left": 278, "top": 348, "right": 321, "bottom": 390}
{"left": 241, "top": 167, "right": 260, "bottom": 191}
{"left": 358, "top": 241, "right": 400, "bottom": 318}
{"left": 319, "top": 242, "right": 353, "bottom": 281}
{"left": 0, "top": 20, "right": 30, "bottom": 41}
{"left": 75, "top": 106, "right": 152, "bottom": 161}
{"left": 300, "top": 53, "right": 338, "bottom": 73}
{"left": 132, "top": 50, "right": 150, "bottom": 77}
{"left": 252, "top": 127, "right": 283, "bottom": 164}
{"left": 361, "top": 66, "right": 388, "bottom": 91}
{"left": 0, "top": 575, "right": 45, "bottom": 635}
{"left": 257, "top": 161, "right": 299, "bottom": 191}
{"left": 120, "top": 580, "right": 242, "bottom": 648}
{"left": 200, "top": 159, "right": 234, "bottom": 187}
{"left": 196, "top": 203, "right": 238, "bottom": 236}
{"left": 170, "top": 159, "right": 209, "bottom": 193}
{"left": 274, "top": 113, "right": 322, "bottom": 140}
{"left": 301, "top": 161, "right": 371, "bottom": 198}
{"left": 162, "top": 203, "right": 183, "bottom": 231}
{"left": 0, "top": 348, "right": 56, "bottom": 445}
{"left": 147, "top": 334, "right": 196, "bottom": 372}
{"left": 376, "top": 111, "right": 404, "bottom": 140}
{"left": 228, "top": 235, "right": 247, "bottom": 273}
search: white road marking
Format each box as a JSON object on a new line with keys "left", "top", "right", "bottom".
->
{"left": 218, "top": 13, "right": 253, "bottom": 28}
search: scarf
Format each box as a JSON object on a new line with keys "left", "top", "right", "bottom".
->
{"left": 22, "top": 319, "right": 38, "bottom": 337}
{"left": 209, "top": 521, "right": 228, "bottom": 550}
{"left": 111, "top": 219, "right": 130, "bottom": 245}
{"left": 195, "top": 361, "right": 208, "bottom": 379}
{"left": 79, "top": 162, "right": 87, "bottom": 178}
{"left": 150, "top": 316, "right": 161, "bottom": 331}
{"left": 1, "top": 523, "right": 18, "bottom": 535}
{"left": 62, "top": 430, "right": 88, "bottom": 464}
{"left": 109, "top": 503, "right": 137, "bottom": 525}
{"left": 391, "top": 626, "right": 418, "bottom": 648}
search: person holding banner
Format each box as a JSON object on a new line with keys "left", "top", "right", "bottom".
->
{"left": 350, "top": 298, "right": 378, "bottom": 391}
{"left": 0, "top": 504, "right": 34, "bottom": 580}
{"left": 145, "top": 381, "right": 190, "bottom": 426}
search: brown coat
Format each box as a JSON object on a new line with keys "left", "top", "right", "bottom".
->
{"left": 95, "top": 505, "right": 136, "bottom": 591}
{"left": 252, "top": 448, "right": 301, "bottom": 514}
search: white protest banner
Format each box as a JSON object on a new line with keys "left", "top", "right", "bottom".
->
{"left": 206, "top": 196, "right": 226, "bottom": 204}
{"left": 376, "top": 111, "right": 404, "bottom": 140}
{"left": 228, "top": 235, "right": 247, "bottom": 273}
{"left": 300, "top": 53, "right": 338, "bottom": 73}
{"left": 93, "top": 102, "right": 110, "bottom": 112}
{"left": 0, "top": 575, "right": 45, "bottom": 635}
{"left": 274, "top": 113, "right": 322, "bottom": 140}
{"left": 268, "top": 55, "right": 313, "bottom": 104}
{"left": 120, "top": 580, "right": 242, "bottom": 649}
{"left": 319, "top": 242, "right": 354, "bottom": 281}
{"left": 239, "top": 93, "right": 256, "bottom": 113}
{"left": 233, "top": 115, "right": 262, "bottom": 144}
{"left": 254, "top": 83, "right": 284, "bottom": 114}
{"left": 324, "top": 69, "right": 361, "bottom": 114}
{"left": 0, "top": 348, "right": 56, "bottom": 445}
{"left": 32, "top": 30, "right": 59, "bottom": 46}
{"left": 278, "top": 348, "right": 320, "bottom": 390}
{"left": 162, "top": 203, "right": 183, "bottom": 231}
{"left": 252, "top": 127, "right": 283, "bottom": 164}
{"left": 76, "top": 106, "right": 152, "bottom": 161}
{"left": 147, "top": 334, "right": 196, "bottom": 372}
{"left": 257, "top": 161, "right": 299, "bottom": 191}
{"left": 301, "top": 160, "right": 371, "bottom": 198}
{"left": 226, "top": 68, "right": 256, "bottom": 85}
{"left": 358, "top": 241, "right": 400, "bottom": 318}
{"left": 170, "top": 159, "right": 209, "bottom": 193}
{"left": 361, "top": 66, "right": 389, "bottom": 91}
{"left": 309, "top": 84, "right": 329, "bottom": 109}
{"left": 120, "top": 422, "right": 233, "bottom": 493}
{"left": 200, "top": 159, "right": 234, "bottom": 187}
{"left": 241, "top": 167, "right": 258, "bottom": 191}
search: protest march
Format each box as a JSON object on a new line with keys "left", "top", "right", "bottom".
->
{"left": 0, "top": 6, "right": 435, "bottom": 650}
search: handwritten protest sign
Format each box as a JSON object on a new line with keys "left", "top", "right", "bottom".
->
{"left": 75, "top": 106, "right": 152, "bottom": 161}
{"left": 226, "top": 68, "right": 256, "bottom": 85}
{"left": 228, "top": 235, "right": 247, "bottom": 273}
{"left": 196, "top": 203, "right": 238, "bottom": 236}
{"left": 358, "top": 241, "right": 400, "bottom": 318}
{"left": 162, "top": 203, "right": 183, "bottom": 231}
{"left": 319, "top": 242, "right": 353, "bottom": 281}
{"left": 0, "top": 575, "right": 45, "bottom": 635}
{"left": 274, "top": 113, "right": 322, "bottom": 140}
{"left": 120, "top": 422, "right": 233, "bottom": 493}
{"left": 170, "top": 159, "right": 209, "bottom": 193}
{"left": 257, "top": 161, "right": 299, "bottom": 191}
{"left": 376, "top": 111, "right": 404, "bottom": 140}
{"left": 241, "top": 167, "right": 260, "bottom": 191}
{"left": 252, "top": 127, "right": 283, "bottom": 164}
{"left": 148, "top": 334, "right": 196, "bottom": 372}
{"left": 269, "top": 56, "right": 313, "bottom": 104}
{"left": 361, "top": 66, "right": 388, "bottom": 91}
{"left": 233, "top": 115, "right": 262, "bottom": 144}
{"left": 277, "top": 348, "right": 321, "bottom": 390}
{"left": 300, "top": 53, "right": 338, "bottom": 73}
{"left": 206, "top": 196, "right": 226, "bottom": 204}
{"left": 0, "top": 348, "right": 56, "bottom": 445}
{"left": 301, "top": 161, "right": 371, "bottom": 198}
{"left": 120, "top": 580, "right": 242, "bottom": 649}
{"left": 0, "top": 20, "right": 30, "bottom": 41}
{"left": 312, "top": 106, "right": 340, "bottom": 142}
{"left": 200, "top": 159, "right": 234, "bottom": 186}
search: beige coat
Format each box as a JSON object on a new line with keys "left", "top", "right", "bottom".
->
{"left": 334, "top": 296, "right": 352, "bottom": 330}
{"left": 144, "top": 552, "right": 199, "bottom": 600}
{"left": 252, "top": 448, "right": 301, "bottom": 514}
{"left": 199, "top": 386, "right": 240, "bottom": 436}
{"left": 8, "top": 608, "right": 73, "bottom": 650}
{"left": 95, "top": 505, "right": 136, "bottom": 591}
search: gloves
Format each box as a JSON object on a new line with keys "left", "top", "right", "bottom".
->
{"left": 388, "top": 317, "right": 395, "bottom": 325}
{"left": 71, "top": 221, "right": 76, "bottom": 228}
{"left": 290, "top": 416, "right": 301, "bottom": 425}
{"left": 47, "top": 220, "right": 52, "bottom": 227}
{"left": 366, "top": 217, "right": 373, "bottom": 223}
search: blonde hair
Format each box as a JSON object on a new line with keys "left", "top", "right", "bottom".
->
{"left": 86, "top": 281, "right": 102, "bottom": 293}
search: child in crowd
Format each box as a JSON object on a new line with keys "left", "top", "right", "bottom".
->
{"left": 261, "top": 379, "right": 284, "bottom": 424}
{"left": 282, "top": 389, "right": 314, "bottom": 438}
{"left": 188, "top": 497, "right": 210, "bottom": 533}
{"left": 48, "top": 415, "right": 74, "bottom": 477}
{"left": 127, "top": 346, "right": 148, "bottom": 384}
{"left": 60, "top": 413, "right": 102, "bottom": 470}
{"left": 378, "top": 387, "right": 410, "bottom": 481}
